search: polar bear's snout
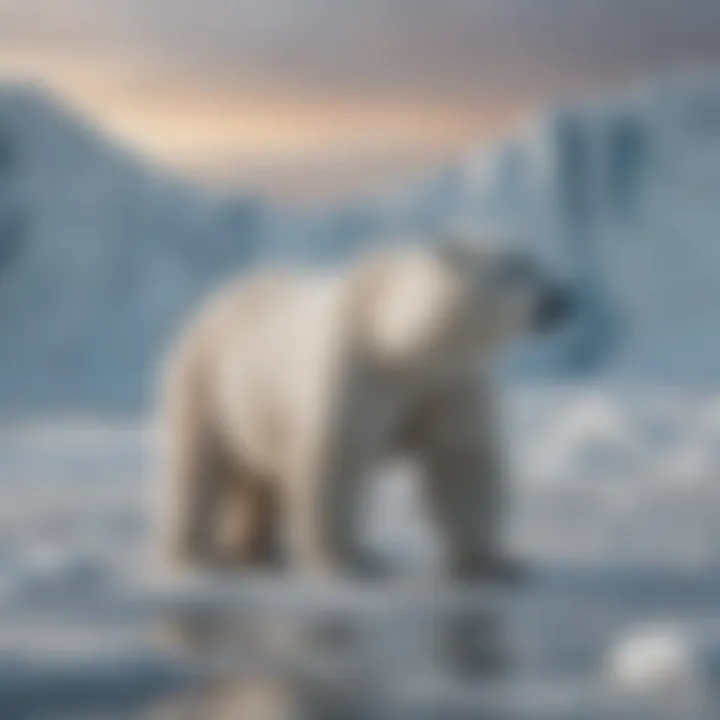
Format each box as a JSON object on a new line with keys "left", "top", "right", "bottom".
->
{"left": 485, "top": 249, "right": 576, "bottom": 339}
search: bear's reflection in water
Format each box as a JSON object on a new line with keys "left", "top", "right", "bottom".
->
{"left": 152, "top": 588, "right": 511, "bottom": 720}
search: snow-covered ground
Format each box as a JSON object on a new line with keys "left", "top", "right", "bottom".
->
{"left": 2, "top": 386, "right": 720, "bottom": 718}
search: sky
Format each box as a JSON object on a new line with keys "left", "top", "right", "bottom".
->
{"left": 2, "top": 0, "right": 720, "bottom": 203}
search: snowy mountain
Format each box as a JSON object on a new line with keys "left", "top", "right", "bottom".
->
{"left": 370, "top": 75, "right": 720, "bottom": 382}
{"left": 0, "top": 83, "right": 270, "bottom": 412}
{"left": 1, "top": 75, "right": 720, "bottom": 414}
{"left": 0, "top": 82, "right": 431, "bottom": 414}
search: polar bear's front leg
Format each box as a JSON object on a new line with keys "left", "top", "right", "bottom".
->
{"left": 421, "top": 380, "right": 520, "bottom": 583}
{"left": 285, "top": 390, "right": 393, "bottom": 580}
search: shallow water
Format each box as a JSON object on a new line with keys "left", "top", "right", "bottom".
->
{"left": 1, "top": 390, "right": 720, "bottom": 718}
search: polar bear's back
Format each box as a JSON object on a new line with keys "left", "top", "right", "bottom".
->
{"left": 163, "top": 268, "right": 347, "bottom": 474}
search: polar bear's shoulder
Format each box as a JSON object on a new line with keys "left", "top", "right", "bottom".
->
{"left": 178, "top": 267, "right": 344, "bottom": 361}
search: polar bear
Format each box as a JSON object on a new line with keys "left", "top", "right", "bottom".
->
{"left": 155, "top": 238, "right": 572, "bottom": 581}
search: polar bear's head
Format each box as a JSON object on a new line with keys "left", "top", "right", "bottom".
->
{"left": 435, "top": 238, "right": 574, "bottom": 347}
{"left": 353, "top": 239, "right": 574, "bottom": 370}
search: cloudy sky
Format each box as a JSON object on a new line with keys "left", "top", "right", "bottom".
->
{"left": 2, "top": 0, "right": 720, "bottom": 202}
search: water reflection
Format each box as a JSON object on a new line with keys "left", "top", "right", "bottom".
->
{"left": 152, "top": 582, "right": 514, "bottom": 720}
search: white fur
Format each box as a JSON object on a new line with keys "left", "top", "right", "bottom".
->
{"left": 156, "top": 243, "right": 538, "bottom": 579}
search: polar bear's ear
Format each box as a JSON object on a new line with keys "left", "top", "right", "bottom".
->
{"left": 349, "top": 249, "right": 461, "bottom": 367}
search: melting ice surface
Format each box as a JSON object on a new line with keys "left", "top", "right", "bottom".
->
{"left": 1, "top": 386, "right": 720, "bottom": 718}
